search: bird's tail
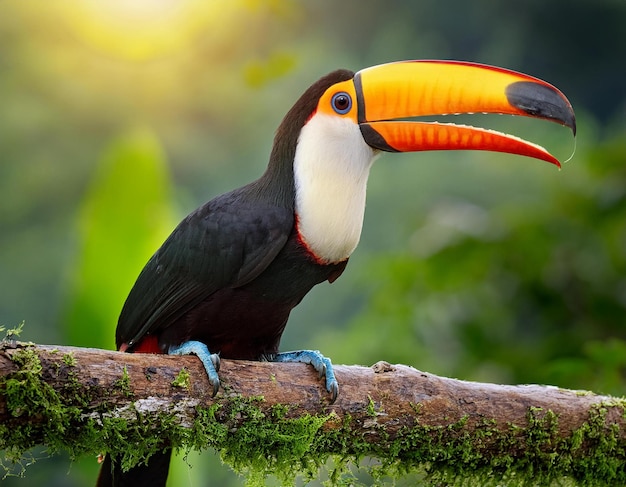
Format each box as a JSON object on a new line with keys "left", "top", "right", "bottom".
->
{"left": 96, "top": 450, "right": 172, "bottom": 487}
{"left": 97, "top": 335, "right": 171, "bottom": 486}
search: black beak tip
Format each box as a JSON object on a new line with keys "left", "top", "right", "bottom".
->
{"left": 506, "top": 81, "right": 576, "bottom": 136}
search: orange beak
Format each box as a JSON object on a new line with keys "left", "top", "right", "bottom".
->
{"left": 320, "top": 60, "right": 576, "bottom": 167}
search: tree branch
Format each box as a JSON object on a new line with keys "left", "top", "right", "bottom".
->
{"left": 1, "top": 341, "right": 625, "bottom": 485}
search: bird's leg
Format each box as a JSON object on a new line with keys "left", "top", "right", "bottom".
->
{"left": 168, "top": 341, "right": 221, "bottom": 396}
{"left": 270, "top": 350, "right": 338, "bottom": 403}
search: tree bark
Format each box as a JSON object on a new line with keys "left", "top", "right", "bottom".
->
{"left": 1, "top": 341, "right": 625, "bottom": 485}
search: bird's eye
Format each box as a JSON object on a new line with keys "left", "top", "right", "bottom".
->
{"left": 331, "top": 92, "right": 352, "bottom": 114}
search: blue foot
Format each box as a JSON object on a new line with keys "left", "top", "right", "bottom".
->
{"left": 272, "top": 350, "right": 338, "bottom": 403}
{"left": 169, "top": 341, "right": 221, "bottom": 396}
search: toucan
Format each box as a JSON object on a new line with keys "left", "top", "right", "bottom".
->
{"left": 96, "top": 60, "right": 575, "bottom": 486}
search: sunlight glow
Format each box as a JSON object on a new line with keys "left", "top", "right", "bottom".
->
{"left": 58, "top": 0, "right": 229, "bottom": 61}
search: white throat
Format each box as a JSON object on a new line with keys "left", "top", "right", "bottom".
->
{"left": 293, "top": 114, "right": 377, "bottom": 264}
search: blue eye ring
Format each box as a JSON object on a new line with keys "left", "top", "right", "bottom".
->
{"left": 331, "top": 92, "right": 352, "bottom": 114}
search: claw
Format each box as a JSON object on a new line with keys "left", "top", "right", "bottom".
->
{"left": 211, "top": 353, "right": 221, "bottom": 373}
{"left": 169, "top": 341, "right": 221, "bottom": 396}
{"left": 319, "top": 363, "right": 326, "bottom": 379}
{"left": 272, "top": 350, "right": 339, "bottom": 404}
{"left": 328, "top": 381, "right": 338, "bottom": 404}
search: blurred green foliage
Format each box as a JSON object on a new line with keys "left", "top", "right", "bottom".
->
{"left": 1, "top": 0, "right": 625, "bottom": 485}
{"left": 64, "top": 129, "right": 175, "bottom": 350}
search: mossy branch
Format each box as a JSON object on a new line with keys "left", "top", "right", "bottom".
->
{"left": 1, "top": 341, "right": 626, "bottom": 486}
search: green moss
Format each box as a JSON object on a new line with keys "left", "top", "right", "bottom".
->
{"left": 62, "top": 352, "right": 77, "bottom": 367}
{"left": 171, "top": 368, "right": 190, "bottom": 389}
{"left": 366, "top": 395, "right": 377, "bottom": 417}
{"left": 1, "top": 322, "right": 24, "bottom": 342}
{"left": 113, "top": 366, "right": 133, "bottom": 398}
{"left": 0, "top": 347, "right": 84, "bottom": 465}
{"left": 211, "top": 400, "right": 331, "bottom": 486}
{"left": 575, "top": 390, "right": 594, "bottom": 397}
{"left": 4, "top": 348, "right": 58, "bottom": 419}
{"left": 565, "top": 403, "right": 626, "bottom": 485}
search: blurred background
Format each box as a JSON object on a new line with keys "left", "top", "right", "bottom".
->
{"left": 1, "top": 0, "right": 625, "bottom": 485}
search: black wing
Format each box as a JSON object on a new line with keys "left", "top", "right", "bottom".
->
{"left": 116, "top": 187, "right": 293, "bottom": 349}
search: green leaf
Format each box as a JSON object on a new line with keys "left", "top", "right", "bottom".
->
{"left": 63, "top": 127, "right": 175, "bottom": 349}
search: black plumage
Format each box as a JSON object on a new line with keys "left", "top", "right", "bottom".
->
{"left": 116, "top": 69, "right": 354, "bottom": 360}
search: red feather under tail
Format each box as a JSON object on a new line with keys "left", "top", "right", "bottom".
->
{"left": 119, "top": 335, "right": 162, "bottom": 354}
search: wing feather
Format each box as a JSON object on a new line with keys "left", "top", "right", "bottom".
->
{"left": 116, "top": 188, "right": 292, "bottom": 348}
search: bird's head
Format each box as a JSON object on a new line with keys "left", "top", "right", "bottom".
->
{"left": 307, "top": 60, "right": 575, "bottom": 166}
